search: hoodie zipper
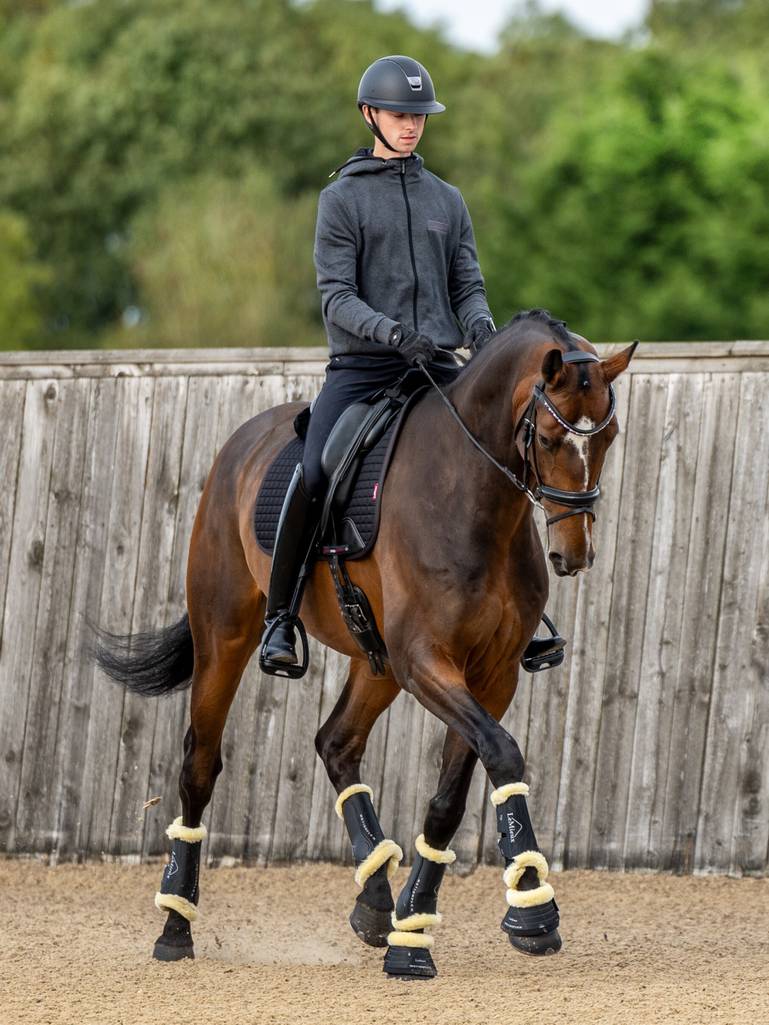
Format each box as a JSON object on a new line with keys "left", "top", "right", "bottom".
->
{"left": 400, "top": 160, "right": 419, "bottom": 331}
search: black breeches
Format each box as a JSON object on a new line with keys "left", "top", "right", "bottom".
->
{"left": 302, "top": 349, "right": 463, "bottom": 498}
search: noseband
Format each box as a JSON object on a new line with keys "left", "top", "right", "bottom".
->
{"left": 420, "top": 348, "right": 616, "bottom": 529}
{"left": 517, "top": 350, "right": 616, "bottom": 527}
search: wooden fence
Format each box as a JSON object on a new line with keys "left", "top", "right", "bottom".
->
{"left": 0, "top": 343, "right": 767, "bottom": 874}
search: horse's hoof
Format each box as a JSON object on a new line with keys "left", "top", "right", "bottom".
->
{"left": 152, "top": 938, "right": 195, "bottom": 962}
{"left": 349, "top": 901, "right": 391, "bottom": 947}
{"left": 507, "top": 928, "right": 562, "bottom": 956}
{"left": 383, "top": 945, "right": 437, "bottom": 979}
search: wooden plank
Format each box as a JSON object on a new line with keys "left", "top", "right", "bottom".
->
{"left": 305, "top": 648, "right": 352, "bottom": 863}
{"left": 0, "top": 379, "right": 59, "bottom": 853}
{"left": 696, "top": 372, "right": 769, "bottom": 874}
{"left": 141, "top": 375, "right": 225, "bottom": 859}
{"left": 205, "top": 373, "right": 295, "bottom": 864}
{"left": 268, "top": 639, "right": 327, "bottom": 862}
{"left": 109, "top": 377, "right": 189, "bottom": 856}
{"left": 2, "top": 340, "right": 769, "bottom": 371}
{"left": 550, "top": 375, "right": 632, "bottom": 869}
{"left": 0, "top": 381, "right": 26, "bottom": 662}
{"left": 655, "top": 373, "right": 741, "bottom": 872}
{"left": 75, "top": 376, "right": 155, "bottom": 857}
{"left": 52, "top": 377, "right": 122, "bottom": 859}
{"left": 622, "top": 373, "right": 706, "bottom": 869}
{"left": 378, "top": 692, "right": 429, "bottom": 855}
{"left": 587, "top": 374, "right": 670, "bottom": 869}
{"left": 15, "top": 380, "right": 92, "bottom": 854}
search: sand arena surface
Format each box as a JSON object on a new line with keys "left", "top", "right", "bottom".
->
{"left": 2, "top": 861, "right": 767, "bottom": 1025}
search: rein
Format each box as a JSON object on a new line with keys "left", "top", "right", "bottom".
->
{"left": 420, "top": 350, "right": 616, "bottom": 527}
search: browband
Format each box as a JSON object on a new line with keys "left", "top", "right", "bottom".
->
{"left": 561, "top": 350, "right": 600, "bottom": 364}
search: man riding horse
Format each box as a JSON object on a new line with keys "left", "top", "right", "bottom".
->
{"left": 259, "top": 54, "right": 565, "bottom": 674}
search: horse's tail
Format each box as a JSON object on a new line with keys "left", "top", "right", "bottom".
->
{"left": 91, "top": 613, "right": 194, "bottom": 696}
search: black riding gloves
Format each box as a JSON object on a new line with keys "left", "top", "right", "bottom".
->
{"left": 388, "top": 324, "right": 438, "bottom": 366}
{"left": 466, "top": 316, "right": 496, "bottom": 353}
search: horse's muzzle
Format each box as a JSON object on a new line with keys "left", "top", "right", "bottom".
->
{"left": 549, "top": 548, "right": 594, "bottom": 576}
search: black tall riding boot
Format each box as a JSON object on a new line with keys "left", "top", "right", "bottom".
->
{"left": 259, "top": 464, "right": 318, "bottom": 675}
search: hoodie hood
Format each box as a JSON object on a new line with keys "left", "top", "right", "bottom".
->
{"left": 330, "top": 147, "right": 424, "bottom": 181}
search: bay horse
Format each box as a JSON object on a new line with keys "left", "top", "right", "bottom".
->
{"left": 96, "top": 310, "right": 636, "bottom": 977}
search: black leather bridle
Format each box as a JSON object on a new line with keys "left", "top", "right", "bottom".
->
{"left": 420, "top": 349, "right": 616, "bottom": 528}
{"left": 516, "top": 350, "right": 616, "bottom": 526}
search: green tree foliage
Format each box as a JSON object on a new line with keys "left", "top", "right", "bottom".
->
{"left": 1, "top": 0, "right": 769, "bottom": 348}
{"left": 0, "top": 208, "right": 51, "bottom": 349}
{"left": 103, "top": 171, "right": 322, "bottom": 348}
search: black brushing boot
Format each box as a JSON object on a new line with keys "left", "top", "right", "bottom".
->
{"left": 153, "top": 817, "right": 206, "bottom": 961}
{"left": 259, "top": 464, "right": 319, "bottom": 678}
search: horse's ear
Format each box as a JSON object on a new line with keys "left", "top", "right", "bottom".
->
{"left": 601, "top": 340, "right": 638, "bottom": 383}
{"left": 541, "top": 348, "right": 565, "bottom": 385}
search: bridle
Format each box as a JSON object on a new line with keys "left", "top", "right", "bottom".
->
{"left": 420, "top": 349, "right": 616, "bottom": 528}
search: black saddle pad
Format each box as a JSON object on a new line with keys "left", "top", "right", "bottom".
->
{"left": 254, "top": 416, "right": 398, "bottom": 560}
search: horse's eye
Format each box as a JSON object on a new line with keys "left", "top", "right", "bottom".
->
{"left": 538, "top": 433, "right": 552, "bottom": 450}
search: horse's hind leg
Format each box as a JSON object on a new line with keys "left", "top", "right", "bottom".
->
{"left": 314, "top": 658, "right": 401, "bottom": 948}
{"left": 153, "top": 567, "right": 263, "bottom": 961}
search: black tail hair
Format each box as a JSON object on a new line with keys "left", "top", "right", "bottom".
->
{"left": 90, "top": 613, "right": 194, "bottom": 697}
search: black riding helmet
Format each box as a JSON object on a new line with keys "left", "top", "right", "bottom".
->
{"left": 357, "top": 55, "right": 445, "bottom": 154}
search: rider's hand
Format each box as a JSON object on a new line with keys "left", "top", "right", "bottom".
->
{"left": 388, "top": 324, "right": 438, "bottom": 366}
{"left": 465, "top": 316, "right": 496, "bottom": 353}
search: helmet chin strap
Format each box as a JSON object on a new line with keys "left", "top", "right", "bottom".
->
{"left": 364, "top": 107, "right": 401, "bottom": 155}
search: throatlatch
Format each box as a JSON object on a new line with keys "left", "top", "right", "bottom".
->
{"left": 155, "top": 816, "right": 207, "bottom": 923}
{"left": 490, "top": 783, "right": 559, "bottom": 941}
{"left": 384, "top": 834, "right": 457, "bottom": 979}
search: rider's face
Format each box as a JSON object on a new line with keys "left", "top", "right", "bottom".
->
{"left": 362, "top": 105, "right": 427, "bottom": 157}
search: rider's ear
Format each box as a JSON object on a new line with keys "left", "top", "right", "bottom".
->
{"left": 541, "top": 348, "right": 566, "bottom": 386}
{"left": 601, "top": 340, "right": 639, "bottom": 383}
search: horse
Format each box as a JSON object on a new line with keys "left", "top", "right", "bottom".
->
{"left": 95, "top": 309, "right": 636, "bottom": 978}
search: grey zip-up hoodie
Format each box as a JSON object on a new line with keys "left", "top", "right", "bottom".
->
{"left": 314, "top": 148, "right": 492, "bottom": 356}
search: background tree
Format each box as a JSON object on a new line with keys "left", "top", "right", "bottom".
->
{"left": 1, "top": 0, "right": 769, "bottom": 348}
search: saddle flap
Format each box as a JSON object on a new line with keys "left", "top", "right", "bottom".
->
{"left": 320, "top": 398, "right": 393, "bottom": 478}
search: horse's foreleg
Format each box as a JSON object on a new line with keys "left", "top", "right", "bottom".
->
{"left": 153, "top": 566, "right": 263, "bottom": 961}
{"left": 314, "top": 658, "right": 401, "bottom": 947}
{"left": 393, "top": 652, "right": 561, "bottom": 964}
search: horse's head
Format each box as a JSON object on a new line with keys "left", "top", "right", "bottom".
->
{"left": 514, "top": 337, "right": 637, "bottom": 576}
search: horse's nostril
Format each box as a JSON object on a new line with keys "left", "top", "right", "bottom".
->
{"left": 549, "top": 551, "right": 567, "bottom": 574}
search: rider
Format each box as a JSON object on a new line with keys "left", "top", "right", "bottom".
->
{"left": 260, "top": 55, "right": 561, "bottom": 674}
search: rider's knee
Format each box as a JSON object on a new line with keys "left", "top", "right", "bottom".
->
{"left": 302, "top": 460, "right": 326, "bottom": 500}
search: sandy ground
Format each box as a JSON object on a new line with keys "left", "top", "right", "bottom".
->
{"left": 1, "top": 861, "right": 767, "bottom": 1025}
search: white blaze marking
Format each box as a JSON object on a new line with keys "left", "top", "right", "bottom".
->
{"left": 564, "top": 417, "right": 594, "bottom": 549}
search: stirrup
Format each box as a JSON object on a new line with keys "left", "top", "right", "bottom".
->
{"left": 521, "top": 614, "right": 566, "bottom": 674}
{"left": 259, "top": 613, "right": 310, "bottom": 679}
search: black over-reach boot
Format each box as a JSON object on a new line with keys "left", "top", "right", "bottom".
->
{"left": 259, "top": 464, "right": 319, "bottom": 678}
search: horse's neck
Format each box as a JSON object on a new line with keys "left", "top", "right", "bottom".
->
{"left": 438, "top": 339, "right": 537, "bottom": 545}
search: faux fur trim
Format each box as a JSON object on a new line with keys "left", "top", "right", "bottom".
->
{"left": 354, "top": 838, "right": 403, "bottom": 888}
{"left": 387, "top": 931, "right": 434, "bottom": 949}
{"left": 503, "top": 850, "right": 550, "bottom": 890}
{"left": 415, "top": 833, "right": 456, "bottom": 865}
{"left": 490, "top": 782, "right": 530, "bottom": 806}
{"left": 334, "top": 783, "right": 374, "bottom": 820}
{"left": 391, "top": 912, "right": 442, "bottom": 932}
{"left": 505, "top": 882, "right": 555, "bottom": 908}
{"left": 155, "top": 891, "right": 199, "bottom": 922}
{"left": 166, "top": 816, "right": 207, "bottom": 844}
